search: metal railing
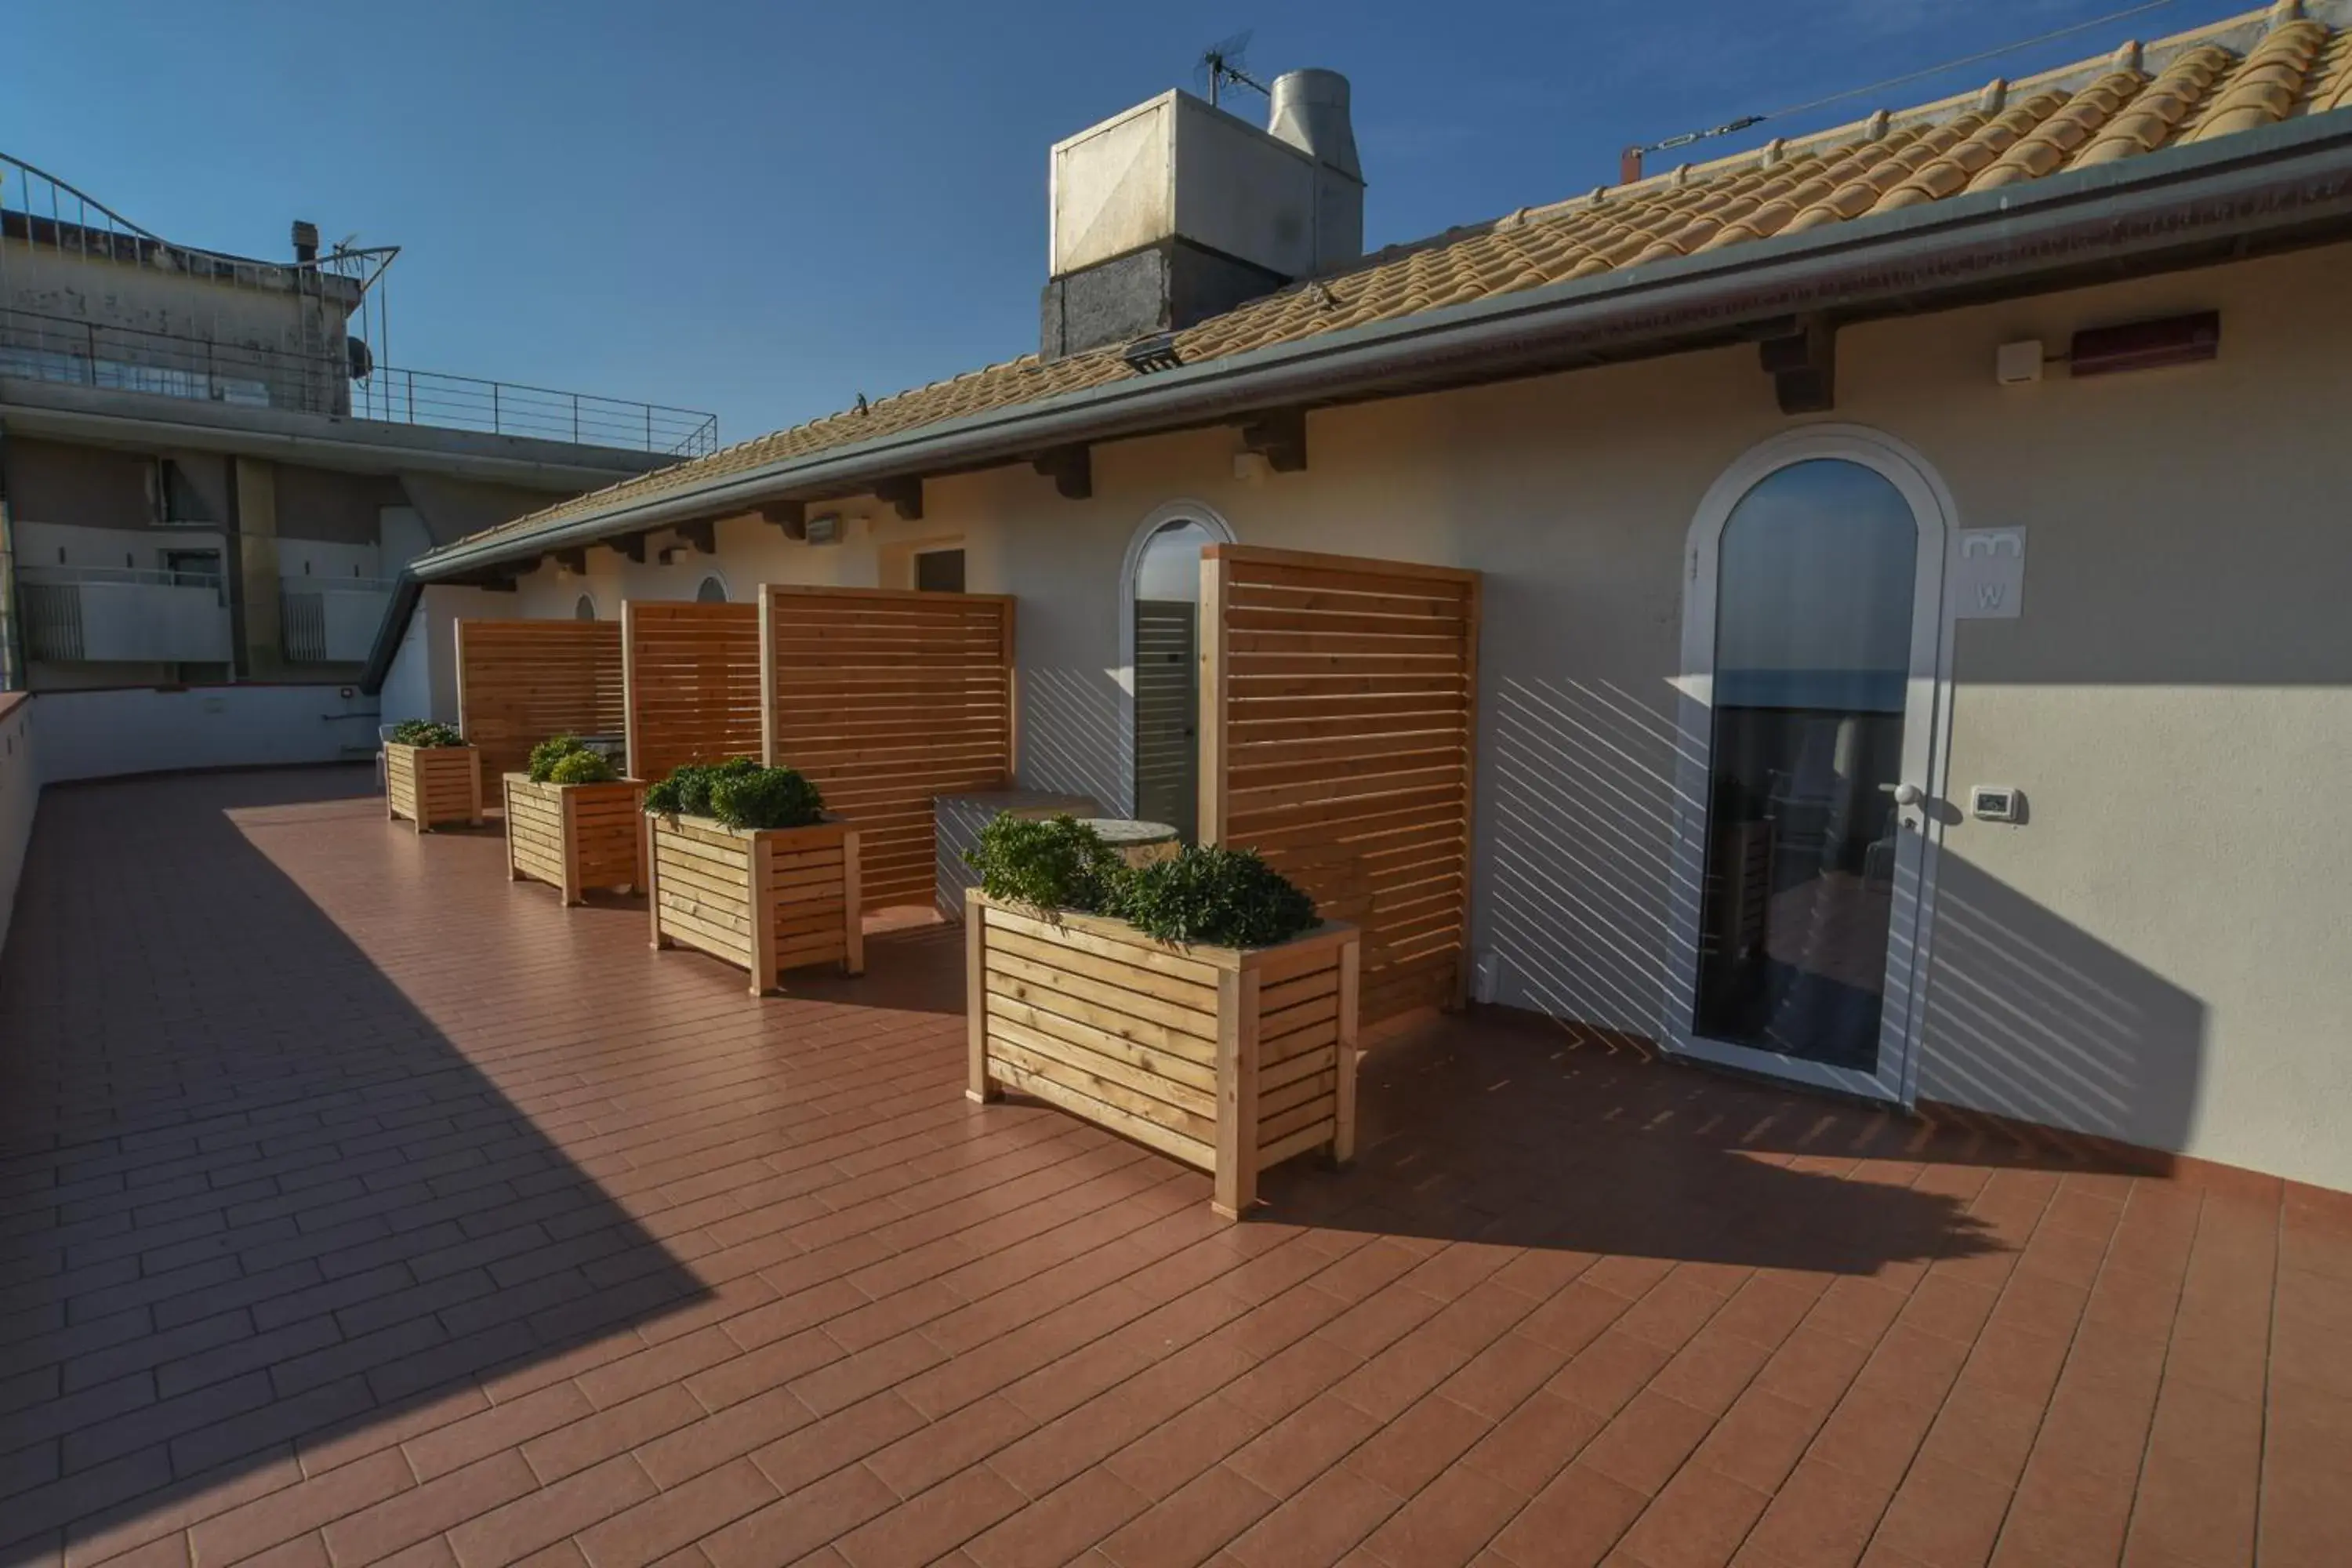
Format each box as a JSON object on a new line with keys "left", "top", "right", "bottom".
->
{"left": 22, "top": 564, "right": 226, "bottom": 590}
{"left": 0, "top": 307, "right": 718, "bottom": 457}
{"left": 350, "top": 367, "right": 719, "bottom": 456}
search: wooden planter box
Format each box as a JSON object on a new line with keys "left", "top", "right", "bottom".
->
{"left": 964, "top": 891, "right": 1361, "bottom": 1218}
{"left": 503, "top": 774, "right": 647, "bottom": 904}
{"left": 386, "top": 742, "right": 482, "bottom": 832}
{"left": 647, "top": 815, "right": 863, "bottom": 995}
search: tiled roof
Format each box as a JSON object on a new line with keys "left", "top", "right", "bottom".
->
{"left": 450, "top": 2, "right": 2352, "bottom": 555}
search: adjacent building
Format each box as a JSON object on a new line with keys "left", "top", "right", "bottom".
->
{"left": 0, "top": 154, "right": 715, "bottom": 703}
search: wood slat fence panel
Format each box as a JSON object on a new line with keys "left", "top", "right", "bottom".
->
{"left": 624, "top": 601, "right": 764, "bottom": 785}
{"left": 1201, "top": 544, "right": 1481, "bottom": 1025}
{"left": 453, "top": 619, "right": 626, "bottom": 788}
{"left": 760, "top": 586, "right": 1016, "bottom": 912}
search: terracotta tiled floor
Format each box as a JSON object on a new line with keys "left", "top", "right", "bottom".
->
{"left": 4, "top": 767, "right": 2350, "bottom": 1568}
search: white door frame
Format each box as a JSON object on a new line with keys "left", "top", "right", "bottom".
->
{"left": 1116, "top": 500, "right": 1236, "bottom": 818}
{"left": 1661, "top": 424, "right": 1958, "bottom": 1106}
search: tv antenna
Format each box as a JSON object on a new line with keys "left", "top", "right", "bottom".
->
{"left": 1196, "top": 31, "right": 1268, "bottom": 109}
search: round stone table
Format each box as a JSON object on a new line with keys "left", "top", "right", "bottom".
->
{"left": 1082, "top": 818, "right": 1181, "bottom": 869}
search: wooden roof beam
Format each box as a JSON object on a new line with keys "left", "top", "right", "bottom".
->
{"left": 873, "top": 476, "right": 924, "bottom": 521}
{"left": 757, "top": 501, "right": 808, "bottom": 540}
{"left": 1030, "top": 445, "right": 1092, "bottom": 500}
{"left": 1758, "top": 314, "right": 1838, "bottom": 414}
{"left": 1240, "top": 409, "right": 1307, "bottom": 472}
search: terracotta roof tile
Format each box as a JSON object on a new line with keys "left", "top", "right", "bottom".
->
{"left": 445, "top": 3, "right": 2352, "bottom": 557}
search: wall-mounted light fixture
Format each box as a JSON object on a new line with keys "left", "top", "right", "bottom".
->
{"left": 2068, "top": 310, "right": 2220, "bottom": 377}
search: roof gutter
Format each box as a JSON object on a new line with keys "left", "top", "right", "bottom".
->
{"left": 416, "top": 110, "right": 2352, "bottom": 582}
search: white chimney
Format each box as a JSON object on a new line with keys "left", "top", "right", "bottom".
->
{"left": 1266, "top": 69, "right": 1363, "bottom": 272}
{"left": 1041, "top": 71, "right": 1365, "bottom": 359}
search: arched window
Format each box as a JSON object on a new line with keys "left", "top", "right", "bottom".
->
{"left": 1121, "top": 503, "right": 1235, "bottom": 840}
{"left": 573, "top": 593, "right": 597, "bottom": 621}
{"left": 695, "top": 574, "right": 728, "bottom": 604}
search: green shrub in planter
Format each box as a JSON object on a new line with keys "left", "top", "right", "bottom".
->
{"left": 390, "top": 719, "right": 466, "bottom": 748}
{"left": 964, "top": 813, "right": 1123, "bottom": 915}
{"left": 545, "top": 748, "right": 619, "bottom": 786}
{"left": 707, "top": 764, "right": 825, "bottom": 830}
{"left": 527, "top": 734, "right": 589, "bottom": 782}
{"left": 1111, "top": 844, "right": 1319, "bottom": 948}
{"left": 644, "top": 757, "right": 822, "bottom": 829}
{"left": 643, "top": 757, "right": 755, "bottom": 818}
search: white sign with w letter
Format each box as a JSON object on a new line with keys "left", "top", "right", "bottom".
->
{"left": 1951, "top": 528, "right": 2026, "bottom": 619}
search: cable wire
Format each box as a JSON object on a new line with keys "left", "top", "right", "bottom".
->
{"left": 1632, "top": 0, "right": 2181, "bottom": 155}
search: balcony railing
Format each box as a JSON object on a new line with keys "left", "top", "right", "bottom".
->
{"left": 20, "top": 565, "right": 232, "bottom": 663}
{"left": 281, "top": 577, "right": 396, "bottom": 664}
{"left": 0, "top": 308, "right": 718, "bottom": 458}
{"left": 347, "top": 368, "right": 719, "bottom": 457}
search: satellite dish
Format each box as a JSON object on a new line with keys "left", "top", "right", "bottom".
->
{"left": 1195, "top": 31, "right": 1268, "bottom": 109}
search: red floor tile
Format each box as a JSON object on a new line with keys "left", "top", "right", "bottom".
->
{"left": 0, "top": 767, "right": 2338, "bottom": 1566}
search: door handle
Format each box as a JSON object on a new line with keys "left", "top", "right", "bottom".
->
{"left": 1891, "top": 783, "right": 1925, "bottom": 808}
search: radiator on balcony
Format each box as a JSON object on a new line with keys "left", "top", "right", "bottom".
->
{"left": 21, "top": 579, "right": 85, "bottom": 660}
{"left": 18, "top": 567, "right": 231, "bottom": 663}
{"left": 280, "top": 580, "right": 394, "bottom": 663}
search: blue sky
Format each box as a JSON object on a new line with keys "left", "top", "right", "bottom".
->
{"left": 7, "top": 0, "right": 2258, "bottom": 446}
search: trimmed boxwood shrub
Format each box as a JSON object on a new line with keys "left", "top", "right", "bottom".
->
{"left": 545, "top": 748, "right": 619, "bottom": 786}
{"left": 527, "top": 734, "right": 588, "bottom": 782}
{"left": 644, "top": 757, "right": 752, "bottom": 818}
{"left": 966, "top": 819, "right": 1319, "bottom": 948}
{"left": 707, "top": 765, "right": 824, "bottom": 830}
{"left": 644, "top": 757, "right": 824, "bottom": 830}
{"left": 965, "top": 813, "right": 1123, "bottom": 915}
{"left": 390, "top": 720, "right": 466, "bottom": 748}
{"left": 1109, "top": 844, "right": 1319, "bottom": 948}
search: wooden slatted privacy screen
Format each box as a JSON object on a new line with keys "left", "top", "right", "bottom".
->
{"left": 760, "top": 586, "right": 1017, "bottom": 912}
{"left": 1200, "top": 545, "right": 1481, "bottom": 1025}
{"left": 622, "top": 601, "right": 764, "bottom": 785}
{"left": 453, "top": 619, "right": 626, "bottom": 786}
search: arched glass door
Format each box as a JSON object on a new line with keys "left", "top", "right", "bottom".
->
{"left": 1671, "top": 442, "right": 1948, "bottom": 1103}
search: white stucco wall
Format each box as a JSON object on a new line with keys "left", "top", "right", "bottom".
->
{"left": 503, "top": 243, "right": 2352, "bottom": 1192}
{"left": 383, "top": 583, "right": 516, "bottom": 728}
{"left": 32, "top": 685, "right": 382, "bottom": 782}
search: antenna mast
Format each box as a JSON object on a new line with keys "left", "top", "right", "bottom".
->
{"left": 1197, "top": 31, "right": 1268, "bottom": 108}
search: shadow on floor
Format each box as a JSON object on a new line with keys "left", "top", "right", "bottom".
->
{"left": 782, "top": 912, "right": 970, "bottom": 1017}
{"left": 1261, "top": 1007, "right": 2010, "bottom": 1273}
{"left": 0, "top": 767, "right": 711, "bottom": 1556}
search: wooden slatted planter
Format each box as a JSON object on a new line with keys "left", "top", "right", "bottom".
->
{"left": 503, "top": 774, "right": 647, "bottom": 904}
{"left": 964, "top": 891, "right": 1361, "bottom": 1218}
{"left": 647, "top": 814, "right": 863, "bottom": 995}
{"left": 386, "top": 743, "right": 483, "bottom": 833}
